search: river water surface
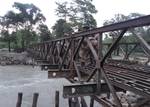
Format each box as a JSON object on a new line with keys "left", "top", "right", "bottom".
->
{"left": 0, "top": 65, "right": 71, "bottom": 107}
{"left": 0, "top": 65, "right": 101, "bottom": 107}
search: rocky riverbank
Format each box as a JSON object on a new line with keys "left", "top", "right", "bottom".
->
{"left": 0, "top": 50, "right": 34, "bottom": 65}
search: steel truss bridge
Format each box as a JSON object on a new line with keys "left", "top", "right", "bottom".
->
{"left": 27, "top": 15, "right": 150, "bottom": 107}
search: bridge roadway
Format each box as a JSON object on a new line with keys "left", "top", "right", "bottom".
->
{"left": 77, "top": 61, "right": 150, "bottom": 98}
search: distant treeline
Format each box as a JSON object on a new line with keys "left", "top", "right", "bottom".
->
{"left": 0, "top": 1, "right": 149, "bottom": 53}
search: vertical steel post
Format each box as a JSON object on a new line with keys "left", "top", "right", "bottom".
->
{"left": 32, "top": 93, "right": 39, "bottom": 107}
{"left": 90, "top": 97, "right": 94, "bottom": 107}
{"left": 97, "top": 33, "right": 103, "bottom": 94}
{"left": 16, "top": 93, "right": 23, "bottom": 107}
{"left": 55, "top": 91, "right": 59, "bottom": 107}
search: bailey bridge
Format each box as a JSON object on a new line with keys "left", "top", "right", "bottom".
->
{"left": 27, "top": 15, "right": 150, "bottom": 107}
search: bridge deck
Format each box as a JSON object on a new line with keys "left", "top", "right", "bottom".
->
{"left": 105, "top": 65, "right": 150, "bottom": 98}
{"left": 78, "top": 61, "right": 150, "bottom": 98}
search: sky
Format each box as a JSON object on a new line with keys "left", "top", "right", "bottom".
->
{"left": 0, "top": 0, "right": 150, "bottom": 30}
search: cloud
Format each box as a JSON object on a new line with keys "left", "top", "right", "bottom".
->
{"left": 0, "top": 0, "right": 150, "bottom": 29}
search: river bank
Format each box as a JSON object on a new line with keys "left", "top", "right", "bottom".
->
{"left": 0, "top": 49, "right": 33, "bottom": 65}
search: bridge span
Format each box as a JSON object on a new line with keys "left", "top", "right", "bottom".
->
{"left": 28, "top": 15, "right": 150, "bottom": 107}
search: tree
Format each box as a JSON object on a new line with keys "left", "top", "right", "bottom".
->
{"left": 55, "top": 2, "right": 69, "bottom": 21}
{"left": 73, "top": 0, "right": 97, "bottom": 28}
{"left": 13, "top": 2, "right": 46, "bottom": 26}
{"left": 37, "top": 24, "right": 52, "bottom": 42}
{"left": 52, "top": 19, "right": 73, "bottom": 38}
{"left": 0, "top": 2, "right": 46, "bottom": 51}
{"left": 103, "top": 13, "right": 147, "bottom": 43}
{"left": 12, "top": 2, "right": 46, "bottom": 49}
{"left": 55, "top": 0, "right": 97, "bottom": 31}
{"left": 103, "top": 13, "right": 150, "bottom": 56}
{"left": 0, "top": 11, "right": 17, "bottom": 52}
{"left": 0, "top": 30, "right": 16, "bottom": 52}
{"left": 103, "top": 14, "right": 129, "bottom": 39}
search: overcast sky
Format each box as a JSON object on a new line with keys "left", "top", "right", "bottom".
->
{"left": 0, "top": 0, "right": 150, "bottom": 29}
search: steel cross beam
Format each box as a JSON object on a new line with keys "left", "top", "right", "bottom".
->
{"left": 40, "top": 15, "right": 150, "bottom": 43}
{"left": 131, "top": 30, "right": 150, "bottom": 55}
{"left": 101, "top": 29, "right": 128, "bottom": 66}
{"left": 63, "top": 82, "right": 123, "bottom": 98}
{"left": 30, "top": 15, "right": 150, "bottom": 45}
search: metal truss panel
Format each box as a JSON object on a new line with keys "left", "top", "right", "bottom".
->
{"left": 63, "top": 83, "right": 97, "bottom": 98}
{"left": 48, "top": 69, "right": 72, "bottom": 78}
{"left": 110, "top": 79, "right": 150, "bottom": 99}
{"left": 63, "top": 82, "right": 122, "bottom": 98}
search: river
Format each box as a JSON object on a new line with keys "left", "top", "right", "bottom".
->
{"left": 0, "top": 65, "right": 71, "bottom": 107}
{"left": 0, "top": 65, "right": 102, "bottom": 107}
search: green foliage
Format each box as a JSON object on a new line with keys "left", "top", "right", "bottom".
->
{"left": 0, "top": 2, "right": 47, "bottom": 51}
{"left": 0, "top": 30, "right": 16, "bottom": 51}
{"left": 0, "top": 42, "right": 7, "bottom": 49}
{"left": 73, "top": 0, "right": 97, "bottom": 28}
{"left": 55, "top": 2, "right": 69, "bottom": 21}
{"left": 55, "top": 0, "right": 97, "bottom": 31}
{"left": 103, "top": 35, "right": 112, "bottom": 44}
{"left": 37, "top": 24, "right": 52, "bottom": 41}
{"left": 103, "top": 13, "right": 150, "bottom": 43}
{"left": 52, "top": 19, "right": 73, "bottom": 38}
{"left": 13, "top": 2, "right": 46, "bottom": 26}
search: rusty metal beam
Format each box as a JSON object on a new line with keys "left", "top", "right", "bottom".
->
{"left": 40, "top": 64, "right": 60, "bottom": 70}
{"left": 91, "top": 96, "right": 115, "bottom": 107}
{"left": 101, "top": 29, "right": 127, "bottom": 66}
{"left": 101, "top": 68, "right": 122, "bottom": 107}
{"left": 35, "top": 15, "right": 150, "bottom": 44}
{"left": 86, "top": 37, "right": 99, "bottom": 60}
{"left": 74, "top": 61, "right": 82, "bottom": 82}
{"left": 86, "top": 68, "right": 97, "bottom": 82}
{"left": 63, "top": 82, "right": 122, "bottom": 98}
{"left": 73, "top": 37, "right": 85, "bottom": 60}
{"left": 48, "top": 69, "right": 73, "bottom": 78}
{"left": 131, "top": 30, "right": 150, "bottom": 55}
{"left": 59, "top": 38, "right": 73, "bottom": 71}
